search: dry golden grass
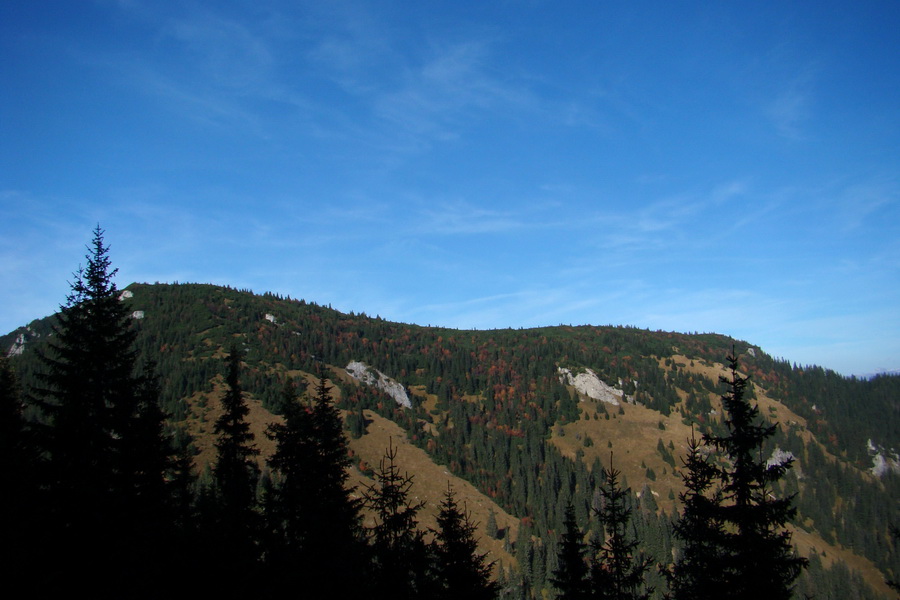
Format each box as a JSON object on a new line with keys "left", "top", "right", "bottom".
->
{"left": 551, "top": 396, "right": 689, "bottom": 514}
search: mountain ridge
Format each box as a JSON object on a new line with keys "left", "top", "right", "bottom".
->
{"left": 5, "top": 281, "right": 899, "bottom": 599}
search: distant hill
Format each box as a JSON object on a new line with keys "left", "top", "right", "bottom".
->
{"left": 5, "top": 282, "right": 899, "bottom": 599}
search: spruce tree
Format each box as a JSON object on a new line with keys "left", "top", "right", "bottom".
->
{"left": 35, "top": 227, "right": 137, "bottom": 524}
{"left": 31, "top": 227, "right": 174, "bottom": 592}
{"left": 309, "top": 373, "right": 366, "bottom": 584}
{"left": 264, "top": 374, "right": 364, "bottom": 596}
{"left": 209, "top": 344, "right": 261, "bottom": 580}
{"left": 0, "top": 356, "right": 31, "bottom": 482}
{"left": 703, "top": 353, "right": 807, "bottom": 600}
{"left": 363, "top": 438, "right": 433, "bottom": 599}
{"left": 590, "top": 454, "right": 653, "bottom": 600}
{"left": 551, "top": 503, "right": 590, "bottom": 600}
{"left": 263, "top": 377, "right": 315, "bottom": 576}
{"left": 486, "top": 507, "right": 500, "bottom": 540}
{"left": 665, "top": 427, "right": 729, "bottom": 600}
{"left": 431, "top": 483, "right": 498, "bottom": 600}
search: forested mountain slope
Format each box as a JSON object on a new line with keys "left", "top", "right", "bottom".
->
{"left": 5, "top": 282, "right": 899, "bottom": 598}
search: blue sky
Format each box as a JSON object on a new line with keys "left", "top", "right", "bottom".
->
{"left": 2, "top": 1, "right": 899, "bottom": 376}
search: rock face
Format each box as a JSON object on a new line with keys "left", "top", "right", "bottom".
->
{"left": 346, "top": 361, "right": 411, "bottom": 409}
{"left": 557, "top": 367, "right": 623, "bottom": 406}
{"left": 868, "top": 439, "right": 900, "bottom": 477}
{"left": 7, "top": 333, "right": 27, "bottom": 356}
{"left": 767, "top": 448, "right": 796, "bottom": 471}
{"left": 6, "top": 326, "right": 38, "bottom": 357}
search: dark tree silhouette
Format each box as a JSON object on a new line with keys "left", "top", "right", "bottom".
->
{"left": 704, "top": 352, "right": 807, "bottom": 600}
{"left": 264, "top": 374, "right": 364, "bottom": 596}
{"left": 363, "top": 438, "right": 434, "bottom": 599}
{"left": 486, "top": 508, "right": 499, "bottom": 540}
{"left": 263, "top": 377, "right": 316, "bottom": 576}
{"left": 113, "top": 361, "right": 182, "bottom": 587}
{"left": 1, "top": 355, "right": 44, "bottom": 584}
{"left": 208, "top": 344, "right": 261, "bottom": 581}
{"left": 664, "top": 427, "right": 729, "bottom": 600}
{"left": 431, "top": 483, "right": 498, "bottom": 600}
{"left": 551, "top": 503, "right": 590, "bottom": 600}
{"left": 31, "top": 227, "right": 175, "bottom": 592}
{"left": 591, "top": 453, "right": 653, "bottom": 600}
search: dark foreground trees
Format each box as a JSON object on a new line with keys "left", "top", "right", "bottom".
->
{"left": 28, "top": 227, "right": 178, "bottom": 593}
{"left": 363, "top": 437, "right": 434, "bottom": 599}
{"left": 664, "top": 352, "right": 806, "bottom": 599}
{"left": 0, "top": 355, "right": 44, "bottom": 580}
{"left": 10, "top": 228, "right": 497, "bottom": 597}
{"left": 431, "top": 483, "right": 498, "bottom": 600}
{"left": 362, "top": 443, "right": 499, "bottom": 600}
{"left": 591, "top": 454, "right": 654, "bottom": 600}
{"left": 705, "top": 353, "right": 807, "bottom": 599}
{"left": 550, "top": 455, "right": 653, "bottom": 600}
{"left": 202, "top": 344, "right": 263, "bottom": 586}
{"left": 551, "top": 504, "right": 591, "bottom": 600}
{"left": 264, "top": 374, "right": 365, "bottom": 596}
{"left": 11, "top": 228, "right": 815, "bottom": 598}
{"left": 663, "top": 428, "right": 729, "bottom": 600}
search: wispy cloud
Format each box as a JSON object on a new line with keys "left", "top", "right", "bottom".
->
{"left": 162, "top": 10, "right": 275, "bottom": 90}
{"left": 765, "top": 68, "right": 817, "bottom": 140}
{"left": 417, "top": 200, "right": 527, "bottom": 235}
{"left": 768, "top": 88, "right": 808, "bottom": 139}
{"left": 377, "top": 40, "right": 530, "bottom": 134}
{"left": 836, "top": 178, "right": 898, "bottom": 232}
{"left": 301, "top": 7, "right": 537, "bottom": 150}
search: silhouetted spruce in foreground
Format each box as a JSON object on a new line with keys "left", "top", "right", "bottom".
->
{"left": 704, "top": 353, "right": 808, "bottom": 599}
{"left": 662, "top": 353, "right": 807, "bottom": 600}
{"left": 551, "top": 503, "right": 591, "bottom": 600}
{"left": 662, "top": 426, "right": 729, "bottom": 600}
{"left": 28, "top": 227, "right": 179, "bottom": 593}
{"left": 591, "top": 453, "right": 654, "bottom": 600}
{"left": 263, "top": 373, "right": 366, "bottom": 597}
{"left": 363, "top": 438, "right": 434, "bottom": 599}
{"left": 431, "top": 483, "right": 499, "bottom": 600}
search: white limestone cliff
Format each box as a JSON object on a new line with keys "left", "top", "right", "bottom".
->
{"left": 557, "top": 367, "right": 623, "bottom": 406}
{"left": 868, "top": 439, "right": 900, "bottom": 477}
{"left": 346, "top": 361, "right": 411, "bottom": 409}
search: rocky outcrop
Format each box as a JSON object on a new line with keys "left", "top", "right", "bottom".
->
{"left": 557, "top": 367, "right": 623, "bottom": 405}
{"left": 6, "top": 326, "right": 39, "bottom": 357}
{"left": 766, "top": 448, "right": 797, "bottom": 472}
{"left": 868, "top": 439, "right": 900, "bottom": 477}
{"left": 346, "top": 361, "right": 411, "bottom": 409}
{"left": 7, "top": 332, "right": 27, "bottom": 356}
